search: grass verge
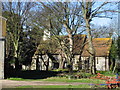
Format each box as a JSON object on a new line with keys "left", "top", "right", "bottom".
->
{"left": 16, "top": 85, "right": 92, "bottom": 88}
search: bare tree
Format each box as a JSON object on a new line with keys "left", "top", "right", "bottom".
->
{"left": 35, "top": 2, "right": 84, "bottom": 74}
{"left": 80, "top": 1, "right": 118, "bottom": 74}
{"left": 91, "top": 18, "right": 118, "bottom": 38}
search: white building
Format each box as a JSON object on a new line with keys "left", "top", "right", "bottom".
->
{"left": 29, "top": 35, "right": 112, "bottom": 71}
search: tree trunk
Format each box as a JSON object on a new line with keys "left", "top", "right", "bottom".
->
{"left": 86, "top": 19, "right": 96, "bottom": 74}
{"left": 112, "top": 61, "right": 116, "bottom": 73}
{"left": 78, "top": 36, "right": 87, "bottom": 71}
{"left": 46, "top": 58, "right": 49, "bottom": 71}
{"left": 46, "top": 65, "right": 48, "bottom": 71}
{"left": 14, "top": 41, "right": 20, "bottom": 71}
{"left": 78, "top": 55, "right": 82, "bottom": 70}
{"left": 110, "top": 59, "right": 114, "bottom": 71}
{"left": 59, "top": 58, "right": 64, "bottom": 69}
{"left": 36, "top": 56, "right": 40, "bottom": 70}
{"left": 15, "top": 57, "right": 19, "bottom": 71}
{"left": 68, "top": 33, "right": 73, "bottom": 74}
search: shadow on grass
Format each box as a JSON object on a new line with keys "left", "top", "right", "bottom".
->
{"left": 7, "top": 70, "right": 60, "bottom": 79}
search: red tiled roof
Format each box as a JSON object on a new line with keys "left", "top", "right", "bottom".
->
{"left": 82, "top": 38, "right": 112, "bottom": 57}
{"left": 36, "top": 35, "right": 112, "bottom": 57}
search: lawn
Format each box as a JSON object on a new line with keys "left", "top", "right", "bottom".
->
{"left": 42, "top": 77, "right": 105, "bottom": 84}
{"left": 9, "top": 70, "right": 116, "bottom": 89}
{"left": 8, "top": 70, "right": 117, "bottom": 89}
{"left": 16, "top": 85, "right": 92, "bottom": 88}
{"left": 8, "top": 74, "right": 113, "bottom": 89}
{"left": 9, "top": 76, "right": 105, "bottom": 84}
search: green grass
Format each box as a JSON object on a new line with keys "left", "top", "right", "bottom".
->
{"left": 9, "top": 78, "right": 27, "bottom": 81}
{"left": 16, "top": 85, "right": 92, "bottom": 88}
{"left": 8, "top": 77, "right": 105, "bottom": 84}
{"left": 96, "top": 71, "right": 116, "bottom": 77}
{"left": 8, "top": 78, "right": 36, "bottom": 81}
{"left": 42, "top": 77, "right": 105, "bottom": 84}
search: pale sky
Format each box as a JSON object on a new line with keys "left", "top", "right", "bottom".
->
{"left": 91, "top": 17, "right": 112, "bottom": 26}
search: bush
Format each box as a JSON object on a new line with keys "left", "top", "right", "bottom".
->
{"left": 96, "top": 71, "right": 115, "bottom": 77}
{"left": 57, "top": 72, "right": 94, "bottom": 79}
{"left": 96, "top": 71, "right": 107, "bottom": 74}
{"left": 52, "top": 69, "right": 68, "bottom": 72}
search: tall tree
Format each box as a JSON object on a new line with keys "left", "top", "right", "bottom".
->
{"left": 80, "top": 1, "right": 118, "bottom": 74}
{"left": 36, "top": 2, "right": 84, "bottom": 74}
{"left": 3, "top": 1, "right": 35, "bottom": 70}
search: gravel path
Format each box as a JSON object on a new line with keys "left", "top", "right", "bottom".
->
{"left": 1, "top": 80, "right": 92, "bottom": 88}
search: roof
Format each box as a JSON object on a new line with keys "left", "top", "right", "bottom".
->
{"left": 82, "top": 38, "right": 112, "bottom": 57}
{"left": 35, "top": 35, "right": 112, "bottom": 57}
{"left": 73, "top": 34, "right": 87, "bottom": 54}
{"left": 35, "top": 34, "right": 87, "bottom": 55}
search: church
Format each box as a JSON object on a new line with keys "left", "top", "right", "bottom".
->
{"left": 23, "top": 34, "right": 112, "bottom": 71}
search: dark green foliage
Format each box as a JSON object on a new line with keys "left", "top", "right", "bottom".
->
{"left": 117, "top": 37, "right": 120, "bottom": 59}
{"left": 110, "top": 37, "right": 120, "bottom": 72}
{"left": 110, "top": 42, "right": 118, "bottom": 59}
{"left": 3, "top": 6, "right": 44, "bottom": 77}
{"left": 19, "top": 27, "right": 43, "bottom": 66}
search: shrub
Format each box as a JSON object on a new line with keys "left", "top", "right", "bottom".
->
{"left": 96, "top": 71, "right": 115, "bottom": 77}
{"left": 52, "top": 69, "right": 68, "bottom": 72}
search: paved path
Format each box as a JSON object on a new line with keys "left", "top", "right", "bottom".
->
{"left": 1, "top": 80, "right": 92, "bottom": 88}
